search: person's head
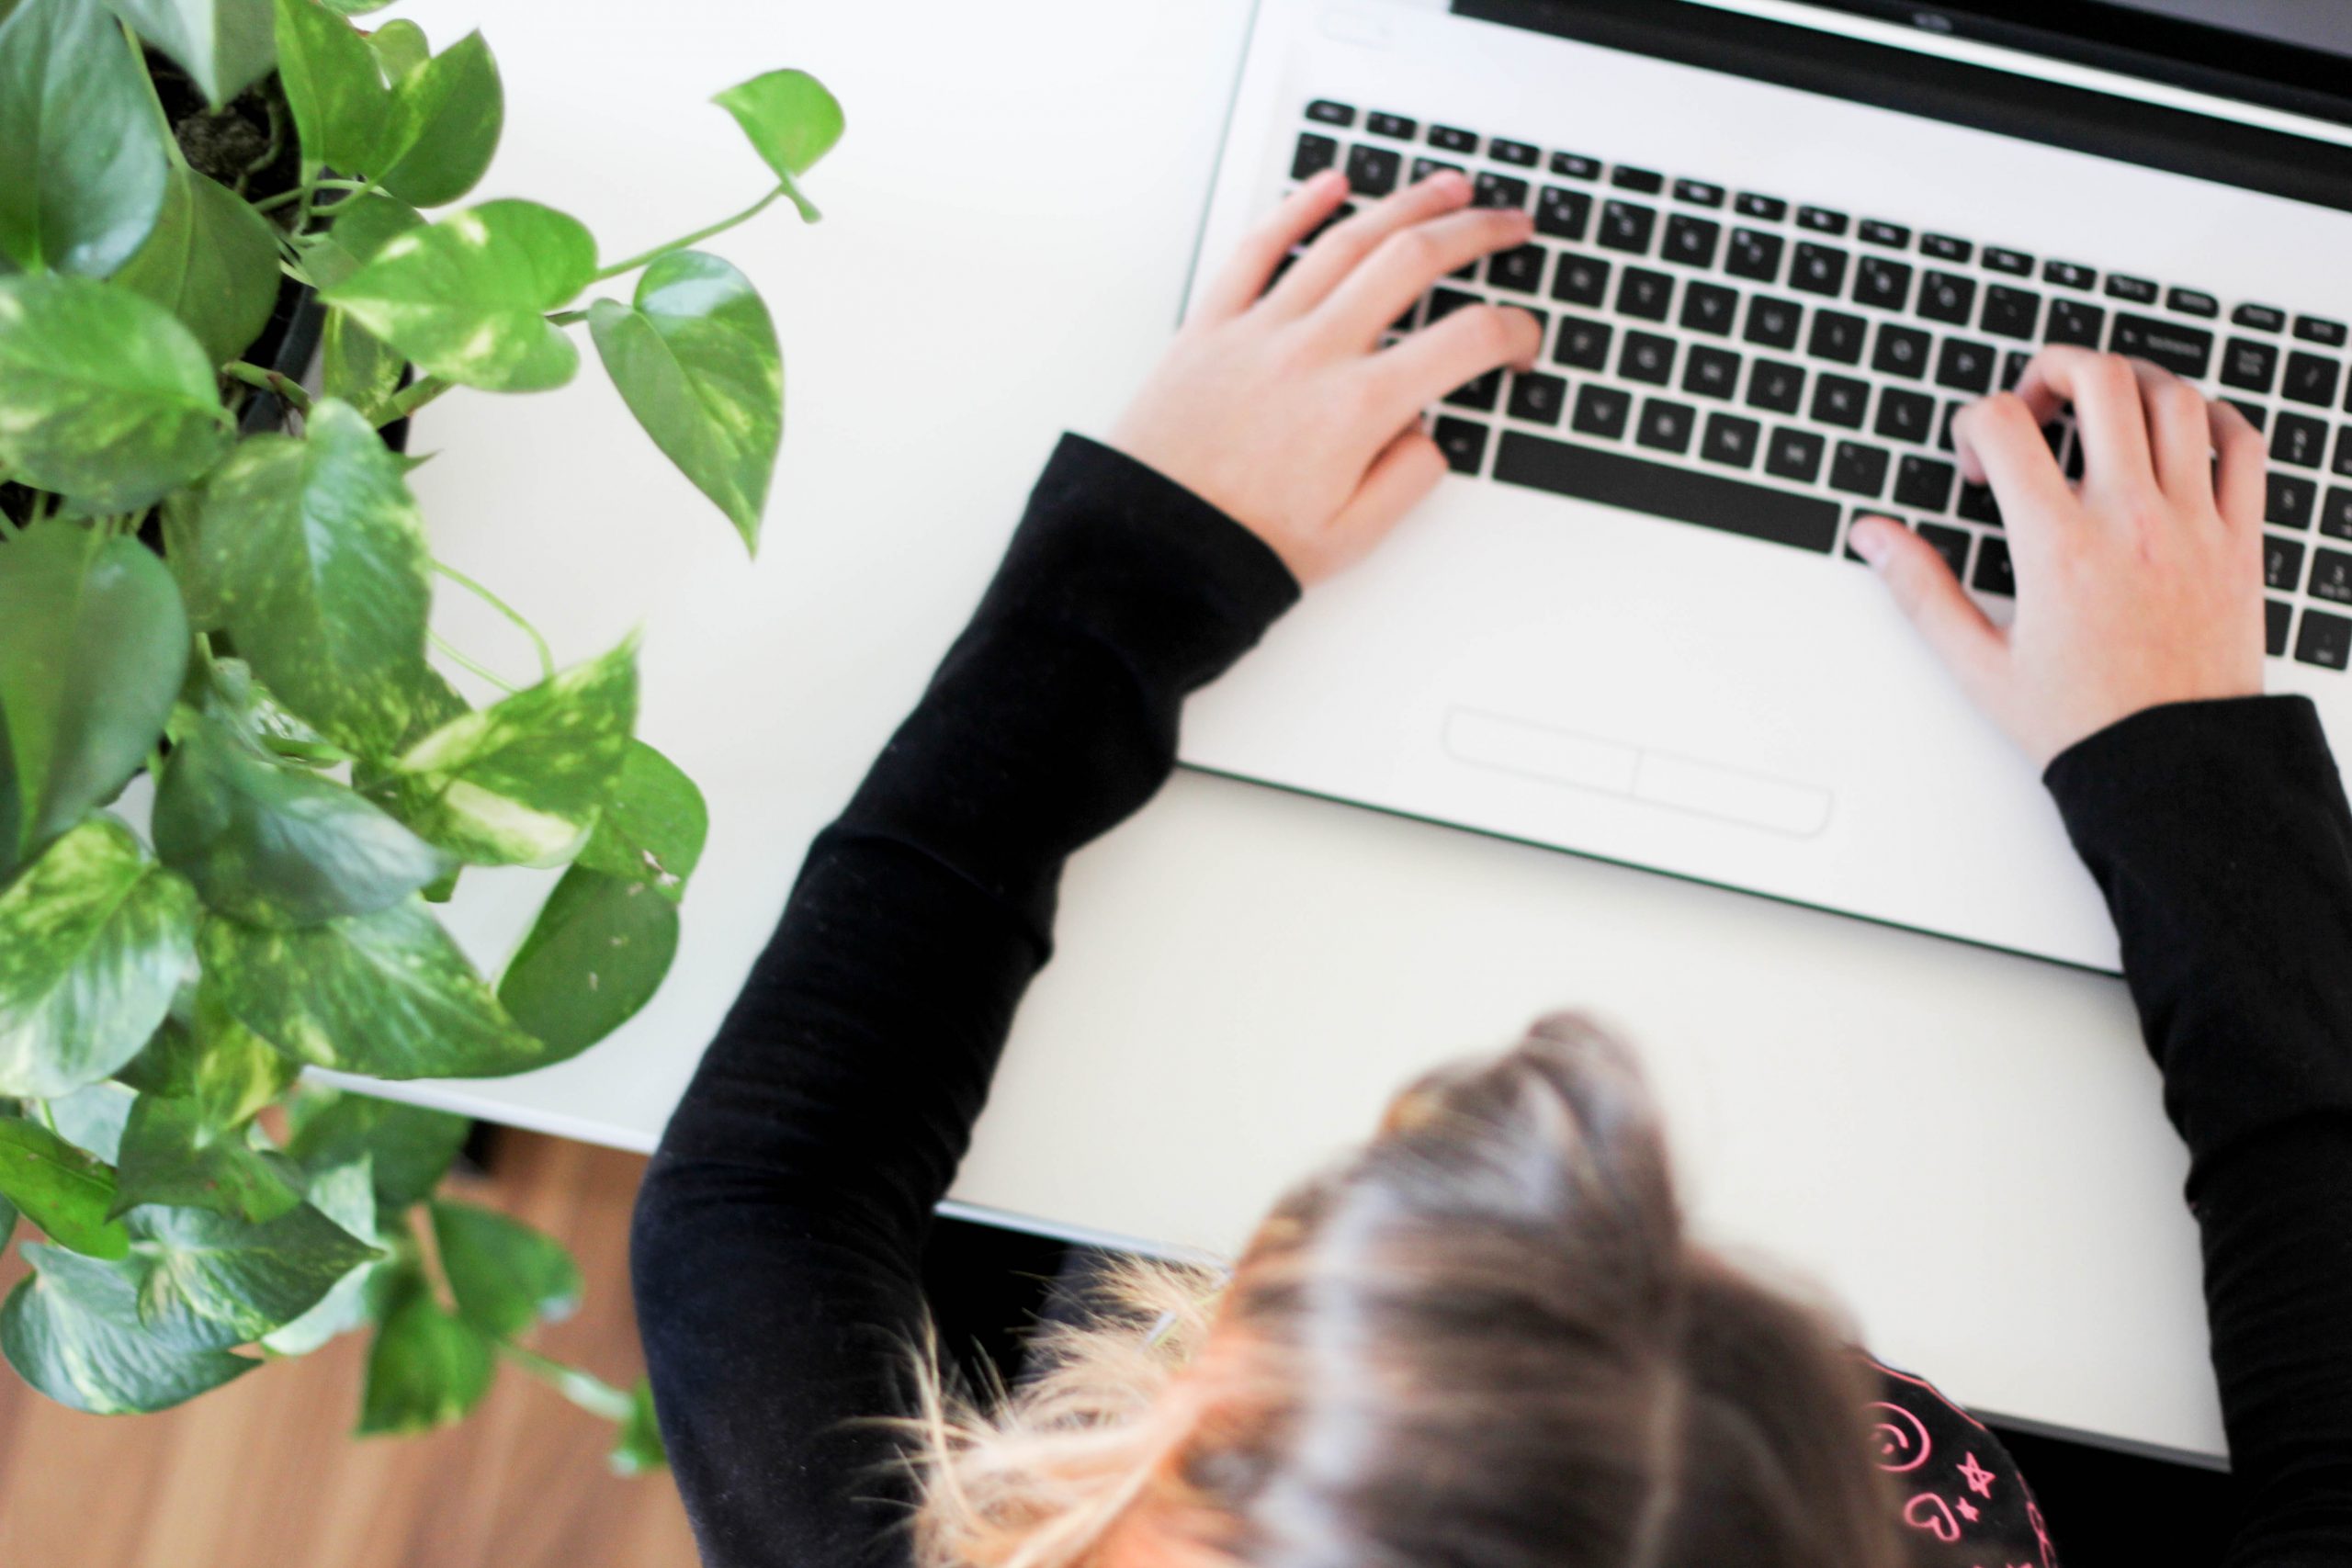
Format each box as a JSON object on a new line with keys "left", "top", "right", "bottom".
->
{"left": 909, "top": 1015, "right": 1926, "bottom": 1568}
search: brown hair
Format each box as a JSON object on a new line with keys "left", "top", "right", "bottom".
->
{"left": 910, "top": 1015, "right": 1924, "bottom": 1568}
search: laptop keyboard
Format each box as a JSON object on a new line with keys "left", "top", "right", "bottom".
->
{"left": 1282, "top": 97, "right": 2352, "bottom": 673}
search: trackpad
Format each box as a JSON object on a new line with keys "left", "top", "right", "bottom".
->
{"left": 1443, "top": 709, "right": 1834, "bottom": 839}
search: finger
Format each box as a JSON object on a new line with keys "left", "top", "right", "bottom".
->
{"left": 1267, "top": 171, "right": 1476, "bottom": 317}
{"left": 2013, "top": 348, "right": 2157, "bottom": 499}
{"left": 2209, "top": 397, "right": 2268, "bottom": 533}
{"left": 1849, "top": 515, "right": 2009, "bottom": 705}
{"left": 1194, "top": 169, "right": 1352, "bottom": 323}
{"left": 1363, "top": 303, "right": 1544, "bottom": 430}
{"left": 1307, "top": 205, "right": 1536, "bottom": 348}
{"left": 1314, "top": 425, "right": 1451, "bottom": 580}
{"left": 2127, "top": 360, "right": 2220, "bottom": 506}
{"left": 1952, "top": 392, "right": 2075, "bottom": 543}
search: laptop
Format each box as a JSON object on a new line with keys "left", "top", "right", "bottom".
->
{"left": 1178, "top": 0, "right": 2352, "bottom": 972}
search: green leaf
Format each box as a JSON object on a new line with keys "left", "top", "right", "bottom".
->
{"left": 304, "top": 188, "right": 423, "bottom": 289}
{"left": 390, "top": 637, "right": 639, "bottom": 867}
{"left": 0, "top": 1192, "right": 17, "bottom": 1248}
{"left": 2, "top": 1243, "right": 254, "bottom": 1412}
{"left": 119, "top": 986, "right": 299, "bottom": 1130}
{"left": 589, "top": 251, "right": 781, "bottom": 552}
{"left": 283, "top": 1087, "right": 466, "bottom": 1205}
{"left": 322, "top": 199, "right": 594, "bottom": 391}
{"left": 362, "top": 15, "right": 424, "bottom": 83}
{"left": 272, "top": 0, "right": 387, "bottom": 176}
{"left": 122, "top": 1197, "right": 379, "bottom": 1350}
{"left": 610, "top": 1377, "right": 668, "bottom": 1475}
{"left": 113, "top": 1093, "right": 302, "bottom": 1222}
{"left": 113, "top": 167, "right": 281, "bottom": 367}
{"left": 200, "top": 899, "right": 546, "bottom": 1078}
{"left": 357, "top": 1266, "right": 492, "bottom": 1434}
{"left": 107, "top": 0, "right": 276, "bottom": 108}
{"left": 429, "top": 1199, "right": 580, "bottom": 1339}
{"left": 497, "top": 868, "right": 677, "bottom": 1056}
{"left": 712, "top": 68, "right": 843, "bottom": 221}
{"left": 318, "top": 0, "right": 393, "bottom": 14}
{"left": 0, "top": 274, "right": 235, "bottom": 509}
{"left": 318, "top": 310, "right": 403, "bottom": 422}
{"left": 575, "top": 740, "right": 707, "bottom": 901}
{"left": 0, "top": 1114, "right": 132, "bottom": 1258}
{"left": 153, "top": 707, "right": 453, "bottom": 925}
{"left": 45, "top": 1080, "right": 133, "bottom": 1163}
{"left": 259, "top": 1152, "right": 380, "bottom": 1353}
{"left": 0, "top": 820, "right": 198, "bottom": 1100}
{"left": 196, "top": 397, "right": 432, "bottom": 758}
{"left": 0, "top": 0, "right": 175, "bottom": 275}
{"left": 0, "top": 521, "right": 192, "bottom": 859}
{"left": 375, "top": 30, "right": 502, "bottom": 208}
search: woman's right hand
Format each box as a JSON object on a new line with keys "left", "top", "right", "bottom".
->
{"left": 1849, "top": 347, "right": 2269, "bottom": 768}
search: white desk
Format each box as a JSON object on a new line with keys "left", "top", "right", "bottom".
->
{"left": 374, "top": 0, "right": 2221, "bottom": 1463}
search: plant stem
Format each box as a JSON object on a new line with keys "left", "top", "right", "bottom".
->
{"left": 434, "top": 560, "right": 555, "bottom": 682}
{"left": 223, "top": 361, "right": 313, "bottom": 414}
{"left": 545, "top": 308, "right": 589, "bottom": 328}
{"left": 428, "top": 631, "right": 520, "bottom": 694}
{"left": 589, "top": 184, "right": 786, "bottom": 283}
{"left": 386, "top": 376, "right": 451, "bottom": 423}
{"left": 498, "top": 1341, "right": 635, "bottom": 1421}
{"left": 0, "top": 511, "right": 17, "bottom": 543}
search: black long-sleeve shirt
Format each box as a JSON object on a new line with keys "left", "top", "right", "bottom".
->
{"left": 632, "top": 434, "right": 2352, "bottom": 1568}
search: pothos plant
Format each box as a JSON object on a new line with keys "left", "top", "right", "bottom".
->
{"left": 0, "top": 0, "right": 840, "bottom": 1470}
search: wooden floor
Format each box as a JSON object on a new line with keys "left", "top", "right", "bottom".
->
{"left": 0, "top": 1134, "right": 703, "bottom": 1568}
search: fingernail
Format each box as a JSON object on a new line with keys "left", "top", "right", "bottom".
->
{"left": 1849, "top": 516, "right": 1894, "bottom": 565}
{"left": 1312, "top": 169, "right": 1347, "bottom": 193}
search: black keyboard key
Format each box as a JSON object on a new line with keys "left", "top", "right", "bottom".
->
{"left": 1939, "top": 400, "right": 1964, "bottom": 452}
{"left": 1411, "top": 156, "right": 1464, "bottom": 184}
{"left": 2327, "top": 487, "right": 2352, "bottom": 539}
{"left": 1433, "top": 416, "right": 1487, "bottom": 473}
{"left": 1473, "top": 171, "right": 1530, "bottom": 209}
{"left": 1552, "top": 254, "right": 1611, "bottom": 308}
{"left": 1663, "top": 214, "right": 1722, "bottom": 268}
{"left": 2335, "top": 428, "right": 2352, "bottom": 479}
{"left": 2235, "top": 303, "right": 2287, "bottom": 331}
{"left": 1830, "top": 440, "right": 1893, "bottom": 498}
{"left": 1487, "top": 243, "right": 1546, "bottom": 294}
{"left": 1599, "top": 200, "right": 1658, "bottom": 254}
{"left": 1807, "top": 309, "right": 1868, "bottom": 365}
{"left": 1445, "top": 369, "right": 1502, "bottom": 412}
{"left": 1956, "top": 482, "right": 2003, "bottom": 526}
{"left": 1921, "top": 233, "right": 1973, "bottom": 264}
{"left": 2168, "top": 288, "right": 2220, "bottom": 318}
{"left": 1555, "top": 314, "right": 1613, "bottom": 371}
{"left": 1973, "top": 534, "right": 2015, "bottom": 595}
{"left": 1876, "top": 387, "right": 1939, "bottom": 446}
{"left": 1680, "top": 280, "right": 1740, "bottom": 336}
{"left": 1859, "top": 220, "right": 1911, "bottom": 249}
{"left": 2283, "top": 351, "right": 2344, "bottom": 408}
{"left": 1918, "top": 271, "right": 1977, "bottom": 326}
{"left": 1674, "top": 178, "right": 1726, "bottom": 208}
{"left": 2295, "top": 608, "right": 2352, "bottom": 670}
{"left": 1736, "top": 193, "right": 1788, "bottom": 221}
{"left": 2265, "top": 533, "right": 2307, "bottom": 590}
{"left": 2104, "top": 274, "right": 2158, "bottom": 303}
{"left": 1307, "top": 99, "right": 1355, "bottom": 127}
{"left": 1812, "top": 373, "right": 1870, "bottom": 428}
{"left": 1726, "top": 228, "right": 1784, "bottom": 283}
{"left": 1430, "top": 124, "right": 1478, "bottom": 153}
{"left": 1984, "top": 247, "right": 2034, "bottom": 276}
{"left": 2002, "top": 350, "right": 2033, "bottom": 390}
{"left": 1367, "top": 111, "right": 1416, "bottom": 140}
{"left": 2313, "top": 547, "right": 2352, "bottom": 604}
{"left": 2222, "top": 337, "right": 2280, "bottom": 392}
{"left": 1894, "top": 454, "right": 1957, "bottom": 512}
{"left": 1428, "top": 287, "right": 1479, "bottom": 324}
{"left": 1747, "top": 358, "right": 1805, "bottom": 414}
{"left": 1873, "top": 324, "right": 1931, "bottom": 379}
{"left": 2044, "top": 260, "right": 2096, "bottom": 290}
{"left": 2267, "top": 598, "right": 2294, "bottom": 657}
{"left": 1617, "top": 265, "right": 1675, "bottom": 321}
{"left": 1611, "top": 165, "right": 1667, "bottom": 194}
{"left": 2298, "top": 315, "right": 2349, "bottom": 347}
{"left": 1917, "top": 522, "right": 1972, "bottom": 577}
{"left": 2228, "top": 399, "right": 2268, "bottom": 432}
{"left": 1844, "top": 507, "right": 1899, "bottom": 562}
{"left": 1552, "top": 152, "right": 1602, "bottom": 179}
{"left": 1507, "top": 370, "right": 1567, "bottom": 425}
{"left": 1621, "top": 330, "right": 1677, "bottom": 385}
{"left": 2274, "top": 412, "right": 2328, "bottom": 469}
{"left": 1346, "top": 143, "right": 1401, "bottom": 196}
{"left": 1293, "top": 133, "right": 1340, "bottom": 180}
{"left": 1936, "top": 337, "right": 1998, "bottom": 394}
{"left": 1495, "top": 431, "right": 1839, "bottom": 552}
{"left": 1744, "top": 295, "right": 1803, "bottom": 351}
{"left": 1983, "top": 286, "right": 2042, "bottom": 340}
{"left": 1636, "top": 397, "right": 1697, "bottom": 454}
{"left": 1797, "top": 205, "right": 1848, "bottom": 234}
{"left": 1488, "top": 138, "right": 1539, "bottom": 167}
{"left": 1536, "top": 186, "right": 1593, "bottom": 240}
{"left": 1855, "top": 256, "right": 1913, "bottom": 311}
{"left": 1792, "top": 243, "right": 1849, "bottom": 297}
{"left": 1683, "top": 344, "right": 1744, "bottom": 400}
{"left": 2047, "top": 298, "right": 2106, "bottom": 347}
{"left": 1767, "top": 427, "right": 1827, "bottom": 485}
{"left": 2269, "top": 472, "right": 2319, "bottom": 528}
{"left": 1572, "top": 383, "right": 1632, "bottom": 438}
{"left": 2110, "top": 313, "right": 2212, "bottom": 378}
{"left": 1702, "top": 412, "right": 1761, "bottom": 468}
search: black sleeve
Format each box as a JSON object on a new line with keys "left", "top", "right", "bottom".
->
{"left": 628, "top": 434, "right": 1299, "bottom": 1568}
{"left": 2044, "top": 697, "right": 2352, "bottom": 1565}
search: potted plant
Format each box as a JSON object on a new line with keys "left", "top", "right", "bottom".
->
{"left": 0, "top": 0, "right": 840, "bottom": 1471}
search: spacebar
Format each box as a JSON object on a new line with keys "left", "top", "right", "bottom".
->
{"left": 1492, "top": 432, "right": 1840, "bottom": 554}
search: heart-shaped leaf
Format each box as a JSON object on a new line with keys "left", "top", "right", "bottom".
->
{"left": 196, "top": 398, "right": 432, "bottom": 758}
{"left": 0, "top": 0, "right": 175, "bottom": 275}
{"left": 118, "top": 986, "right": 299, "bottom": 1131}
{"left": 259, "top": 1153, "right": 381, "bottom": 1354}
{"left": 574, "top": 740, "right": 707, "bottom": 901}
{"left": 712, "top": 68, "right": 842, "bottom": 220}
{"left": 0, "top": 521, "right": 191, "bottom": 861}
{"left": 322, "top": 199, "right": 595, "bottom": 390}
{"left": 106, "top": 0, "right": 276, "bottom": 108}
{"left": 45, "top": 1080, "right": 135, "bottom": 1163}
{"left": 112, "top": 1091, "right": 304, "bottom": 1222}
{"left": 589, "top": 251, "right": 781, "bottom": 552}
{"left": 497, "top": 867, "right": 677, "bottom": 1056}
{"left": 121, "top": 1197, "right": 379, "bottom": 1350}
{"left": 363, "top": 15, "right": 424, "bottom": 83}
{"left": 0, "top": 1113, "right": 132, "bottom": 1258}
{"left": 375, "top": 30, "right": 501, "bottom": 208}
{"left": 153, "top": 707, "right": 453, "bottom": 925}
{"left": 0, "top": 275, "right": 234, "bottom": 509}
{"left": 357, "top": 1265, "right": 493, "bottom": 1434}
{"left": 0, "top": 819, "right": 198, "bottom": 1099}
{"left": 272, "top": 0, "right": 387, "bottom": 176}
{"left": 2, "top": 1243, "right": 255, "bottom": 1412}
{"left": 390, "top": 637, "right": 639, "bottom": 867}
{"left": 304, "top": 188, "right": 423, "bottom": 289}
{"left": 199, "top": 899, "right": 546, "bottom": 1078}
{"left": 113, "top": 167, "right": 282, "bottom": 367}
{"left": 283, "top": 1087, "right": 467, "bottom": 1205}
{"left": 429, "top": 1199, "right": 580, "bottom": 1339}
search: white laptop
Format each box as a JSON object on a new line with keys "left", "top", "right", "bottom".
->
{"left": 1179, "top": 0, "right": 2352, "bottom": 971}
